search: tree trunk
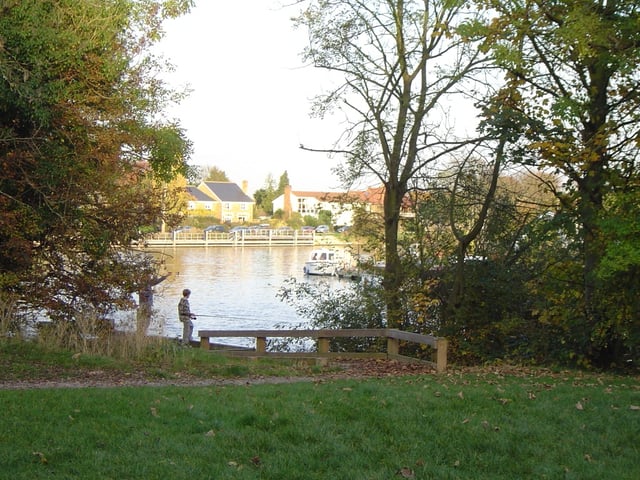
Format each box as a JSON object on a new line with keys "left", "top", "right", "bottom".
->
{"left": 382, "top": 180, "right": 405, "bottom": 328}
{"left": 448, "top": 136, "right": 506, "bottom": 311}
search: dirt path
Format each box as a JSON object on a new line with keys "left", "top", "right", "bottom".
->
{"left": 0, "top": 359, "right": 438, "bottom": 390}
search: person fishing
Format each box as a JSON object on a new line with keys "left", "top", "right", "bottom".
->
{"left": 178, "top": 288, "right": 196, "bottom": 344}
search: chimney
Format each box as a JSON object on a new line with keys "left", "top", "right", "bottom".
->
{"left": 241, "top": 180, "right": 248, "bottom": 193}
{"left": 284, "top": 185, "right": 292, "bottom": 219}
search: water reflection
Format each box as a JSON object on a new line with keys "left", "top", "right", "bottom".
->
{"left": 145, "top": 246, "right": 325, "bottom": 345}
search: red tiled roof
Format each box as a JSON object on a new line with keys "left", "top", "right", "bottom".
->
{"left": 291, "top": 186, "right": 385, "bottom": 205}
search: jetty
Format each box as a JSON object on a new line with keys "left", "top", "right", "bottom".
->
{"left": 140, "top": 228, "right": 315, "bottom": 247}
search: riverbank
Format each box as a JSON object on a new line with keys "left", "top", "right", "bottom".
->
{"left": 0, "top": 340, "right": 436, "bottom": 390}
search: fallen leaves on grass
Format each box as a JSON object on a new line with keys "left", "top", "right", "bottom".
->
{"left": 396, "top": 466, "right": 415, "bottom": 478}
{"left": 481, "top": 420, "right": 500, "bottom": 431}
{"left": 32, "top": 452, "right": 48, "bottom": 464}
{"left": 1, "top": 358, "right": 436, "bottom": 389}
{"left": 332, "top": 359, "right": 436, "bottom": 378}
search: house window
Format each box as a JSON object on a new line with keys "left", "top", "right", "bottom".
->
{"left": 298, "top": 198, "right": 308, "bottom": 213}
{"left": 187, "top": 201, "right": 195, "bottom": 210}
{"left": 241, "top": 203, "right": 246, "bottom": 210}
{"left": 224, "top": 203, "right": 230, "bottom": 210}
{"left": 204, "top": 204, "right": 211, "bottom": 210}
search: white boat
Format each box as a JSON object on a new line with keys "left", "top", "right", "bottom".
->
{"left": 303, "top": 248, "right": 345, "bottom": 276}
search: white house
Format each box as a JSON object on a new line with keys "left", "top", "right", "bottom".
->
{"left": 272, "top": 185, "right": 386, "bottom": 226}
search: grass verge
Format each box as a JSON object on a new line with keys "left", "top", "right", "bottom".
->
{"left": 1, "top": 360, "right": 639, "bottom": 479}
{"left": 0, "top": 340, "right": 329, "bottom": 384}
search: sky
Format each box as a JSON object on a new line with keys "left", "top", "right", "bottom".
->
{"left": 157, "top": 1, "right": 345, "bottom": 193}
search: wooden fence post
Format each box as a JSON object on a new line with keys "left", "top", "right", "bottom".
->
{"left": 256, "top": 336, "right": 266, "bottom": 353}
{"left": 436, "top": 338, "right": 448, "bottom": 373}
{"left": 387, "top": 337, "right": 399, "bottom": 356}
{"left": 318, "top": 337, "right": 330, "bottom": 354}
{"left": 200, "top": 336, "right": 209, "bottom": 350}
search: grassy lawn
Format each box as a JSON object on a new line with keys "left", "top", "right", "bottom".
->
{"left": 1, "top": 356, "right": 639, "bottom": 479}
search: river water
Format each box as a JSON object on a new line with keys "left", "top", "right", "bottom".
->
{"left": 143, "top": 246, "right": 333, "bottom": 345}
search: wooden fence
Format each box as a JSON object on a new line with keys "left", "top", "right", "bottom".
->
{"left": 197, "top": 328, "right": 448, "bottom": 373}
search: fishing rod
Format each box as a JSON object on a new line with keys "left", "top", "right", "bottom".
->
{"left": 193, "top": 314, "right": 217, "bottom": 318}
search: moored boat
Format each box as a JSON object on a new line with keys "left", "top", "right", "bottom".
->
{"left": 303, "top": 248, "right": 345, "bottom": 276}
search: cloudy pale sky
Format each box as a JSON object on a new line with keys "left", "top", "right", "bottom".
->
{"left": 157, "top": 1, "right": 345, "bottom": 193}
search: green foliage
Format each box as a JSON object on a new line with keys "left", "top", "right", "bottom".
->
{"left": 276, "top": 278, "right": 387, "bottom": 352}
{"left": 584, "top": 189, "right": 640, "bottom": 366}
{"left": 201, "top": 165, "right": 230, "bottom": 182}
{"left": 597, "top": 190, "right": 640, "bottom": 280}
{"left": 520, "top": 215, "right": 640, "bottom": 369}
{"left": 477, "top": 0, "right": 640, "bottom": 367}
{"left": 277, "top": 170, "right": 290, "bottom": 194}
{"left": 317, "top": 209, "right": 332, "bottom": 225}
{"left": 253, "top": 173, "right": 277, "bottom": 215}
{"left": 302, "top": 215, "right": 319, "bottom": 226}
{"left": 422, "top": 200, "right": 639, "bottom": 368}
{"left": 253, "top": 171, "right": 290, "bottom": 216}
{"left": 0, "top": 1, "right": 193, "bottom": 322}
{"left": 286, "top": 212, "right": 304, "bottom": 229}
{"left": 435, "top": 259, "right": 535, "bottom": 363}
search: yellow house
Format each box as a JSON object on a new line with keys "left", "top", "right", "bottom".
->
{"left": 185, "top": 181, "right": 254, "bottom": 223}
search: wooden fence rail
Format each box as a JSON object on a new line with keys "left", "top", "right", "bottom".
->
{"left": 197, "top": 328, "right": 448, "bottom": 373}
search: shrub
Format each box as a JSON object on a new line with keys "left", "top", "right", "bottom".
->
{"left": 275, "top": 277, "right": 387, "bottom": 352}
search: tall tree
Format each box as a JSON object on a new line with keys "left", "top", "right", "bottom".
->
{"left": 202, "top": 165, "right": 230, "bottom": 182}
{"left": 277, "top": 170, "right": 290, "bottom": 196}
{"left": 0, "top": 0, "right": 194, "bottom": 323}
{"left": 294, "top": 0, "right": 490, "bottom": 326}
{"left": 253, "top": 173, "right": 277, "bottom": 215}
{"left": 478, "top": 0, "right": 640, "bottom": 362}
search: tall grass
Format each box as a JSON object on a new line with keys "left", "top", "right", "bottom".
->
{"left": 1, "top": 371, "right": 638, "bottom": 479}
{"left": 0, "top": 288, "right": 183, "bottom": 363}
{"left": 0, "top": 338, "right": 332, "bottom": 384}
{"left": 1, "top": 301, "right": 183, "bottom": 363}
{"left": 0, "top": 293, "right": 26, "bottom": 341}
